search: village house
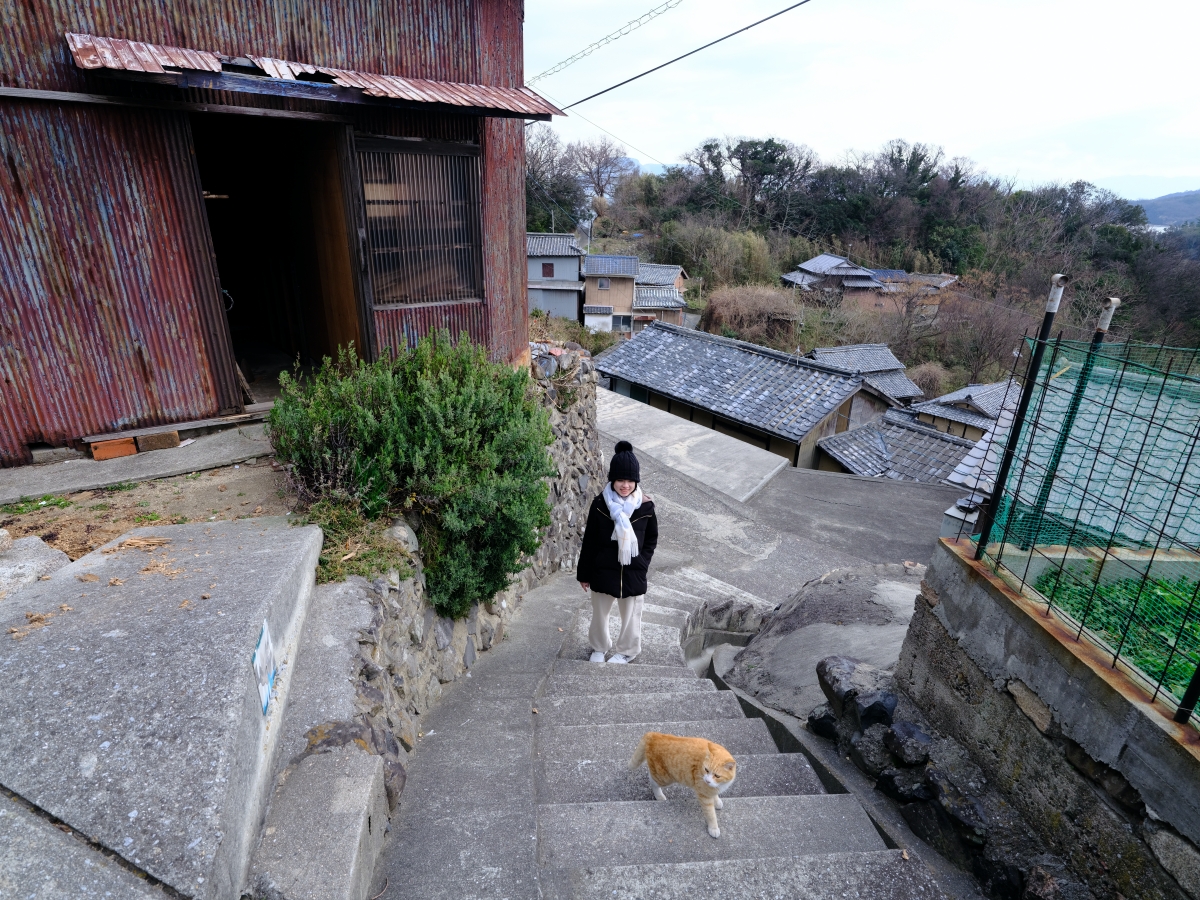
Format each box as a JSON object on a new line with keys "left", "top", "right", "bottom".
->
{"left": 0, "top": 2, "right": 560, "bottom": 467}
{"left": 806, "top": 343, "right": 924, "bottom": 403}
{"left": 910, "top": 380, "right": 1020, "bottom": 441}
{"left": 633, "top": 262, "right": 688, "bottom": 329}
{"left": 595, "top": 322, "right": 895, "bottom": 468}
{"left": 815, "top": 408, "right": 976, "bottom": 483}
{"left": 526, "top": 232, "right": 585, "bottom": 320}
{"left": 782, "top": 254, "right": 957, "bottom": 314}
{"left": 582, "top": 254, "right": 639, "bottom": 337}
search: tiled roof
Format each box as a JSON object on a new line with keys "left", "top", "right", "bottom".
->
{"left": 809, "top": 344, "right": 906, "bottom": 374}
{"left": 636, "top": 263, "right": 685, "bottom": 286}
{"left": 912, "top": 380, "right": 1020, "bottom": 430}
{"left": 871, "top": 269, "right": 908, "bottom": 281}
{"left": 526, "top": 233, "right": 585, "bottom": 257}
{"left": 842, "top": 276, "right": 886, "bottom": 289}
{"left": 945, "top": 405, "right": 1012, "bottom": 494}
{"left": 819, "top": 408, "right": 975, "bottom": 483}
{"left": 583, "top": 255, "right": 639, "bottom": 277}
{"left": 583, "top": 305, "right": 613, "bottom": 315}
{"left": 865, "top": 371, "right": 924, "bottom": 401}
{"left": 633, "top": 286, "right": 687, "bottom": 310}
{"left": 594, "top": 322, "right": 867, "bottom": 443}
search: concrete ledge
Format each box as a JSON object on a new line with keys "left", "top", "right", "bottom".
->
{"left": 921, "top": 538, "right": 1200, "bottom": 847}
{"left": 249, "top": 746, "right": 388, "bottom": 900}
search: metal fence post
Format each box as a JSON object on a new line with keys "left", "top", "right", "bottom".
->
{"left": 1026, "top": 298, "right": 1121, "bottom": 545}
{"left": 975, "top": 274, "right": 1070, "bottom": 561}
{"left": 1175, "top": 665, "right": 1200, "bottom": 724}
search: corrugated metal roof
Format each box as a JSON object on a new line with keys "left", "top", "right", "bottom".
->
{"left": 636, "top": 263, "right": 685, "bottom": 286}
{"left": 819, "top": 408, "right": 974, "bottom": 483}
{"left": 912, "top": 380, "right": 1020, "bottom": 429}
{"left": 781, "top": 271, "right": 821, "bottom": 290}
{"left": 526, "top": 233, "right": 584, "bottom": 257}
{"left": 810, "top": 344, "right": 906, "bottom": 374}
{"left": 595, "top": 322, "right": 866, "bottom": 444}
{"left": 871, "top": 269, "right": 908, "bottom": 282}
{"left": 583, "top": 255, "right": 639, "bottom": 277}
{"left": 633, "top": 286, "right": 686, "bottom": 310}
{"left": 583, "top": 305, "right": 613, "bottom": 315}
{"left": 842, "top": 276, "right": 885, "bottom": 289}
{"left": 65, "top": 32, "right": 563, "bottom": 118}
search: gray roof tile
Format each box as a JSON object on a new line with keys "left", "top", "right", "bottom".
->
{"left": 819, "top": 408, "right": 974, "bottom": 483}
{"left": 911, "top": 380, "right": 1020, "bottom": 429}
{"left": 594, "top": 322, "right": 866, "bottom": 444}
{"left": 633, "top": 286, "right": 687, "bottom": 310}
{"left": 636, "top": 263, "right": 685, "bottom": 286}
{"left": 809, "top": 344, "right": 906, "bottom": 374}
{"left": 526, "top": 232, "right": 584, "bottom": 257}
{"left": 583, "top": 255, "right": 639, "bottom": 277}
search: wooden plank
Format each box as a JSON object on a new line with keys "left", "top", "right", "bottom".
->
{"left": 84, "top": 404, "right": 272, "bottom": 445}
{"left": 0, "top": 86, "right": 352, "bottom": 123}
{"left": 91, "top": 438, "right": 138, "bottom": 461}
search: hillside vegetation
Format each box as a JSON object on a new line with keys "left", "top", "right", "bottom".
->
{"left": 527, "top": 128, "right": 1200, "bottom": 386}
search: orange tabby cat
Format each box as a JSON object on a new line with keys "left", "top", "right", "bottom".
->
{"left": 630, "top": 732, "right": 737, "bottom": 838}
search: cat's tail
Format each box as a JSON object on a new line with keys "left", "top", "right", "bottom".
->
{"left": 629, "top": 733, "right": 650, "bottom": 770}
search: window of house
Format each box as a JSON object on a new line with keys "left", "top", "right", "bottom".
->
{"left": 542, "top": 262, "right": 555, "bottom": 278}
{"left": 613, "top": 315, "right": 632, "bottom": 332}
{"left": 358, "top": 138, "right": 483, "bottom": 305}
{"left": 597, "top": 277, "right": 611, "bottom": 290}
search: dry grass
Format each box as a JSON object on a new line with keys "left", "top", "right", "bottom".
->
{"left": 699, "top": 285, "right": 803, "bottom": 350}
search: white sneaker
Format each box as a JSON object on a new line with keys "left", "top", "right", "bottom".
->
{"left": 609, "top": 654, "right": 630, "bottom": 664}
{"left": 589, "top": 651, "right": 607, "bottom": 663}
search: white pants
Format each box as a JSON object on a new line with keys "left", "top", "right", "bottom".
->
{"left": 588, "top": 591, "right": 645, "bottom": 658}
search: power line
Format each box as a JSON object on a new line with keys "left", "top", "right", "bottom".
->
{"left": 526, "top": 0, "right": 685, "bottom": 87}
{"left": 563, "top": 0, "right": 817, "bottom": 110}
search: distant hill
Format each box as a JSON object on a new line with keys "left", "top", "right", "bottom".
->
{"left": 1136, "top": 189, "right": 1200, "bottom": 226}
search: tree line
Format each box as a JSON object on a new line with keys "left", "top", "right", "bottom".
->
{"left": 526, "top": 126, "right": 1200, "bottom": 379}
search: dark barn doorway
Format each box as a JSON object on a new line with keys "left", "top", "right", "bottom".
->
{"left": 192, "top": 116, "right": 365, "bottom": 404}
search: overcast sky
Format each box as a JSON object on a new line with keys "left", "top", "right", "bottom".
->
{"left": 523, "top": 0, "right": 1199, "bottom": 200}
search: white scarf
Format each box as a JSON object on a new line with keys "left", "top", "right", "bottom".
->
{"left": 603, "top": 482, "right": 643, "bottom": 565}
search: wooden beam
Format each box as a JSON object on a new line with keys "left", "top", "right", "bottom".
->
{"left": 0, "top": 85, "right": 351, "bottom": 122}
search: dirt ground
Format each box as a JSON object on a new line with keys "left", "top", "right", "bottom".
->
{"left": 0, "top": 461, "right": 295, "bottom": 560}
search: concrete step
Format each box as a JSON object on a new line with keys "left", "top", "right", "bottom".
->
{"left": 570, "top": 611, "right": 681, "bottom": 646}
{"left": 0, "top": 520, "right": 322, "bottom": 900}
{"left": 536, "top": 690, "right": 743, "bottom": 727}
{"left": 662, "top": 567, "right": 769, "bottom": 607}
{"left": 538, "top": 719, "right": 778, "bottom": 763}
{"left": 552, "top": 659, "right": 696, "bottom": 679}
{"left": 541, "top": 674, "right": 715, "bottom": 698}
{"left": 537, "top": 794, "right": 884, "bottom": 869}
{"left": 249, "top": 745, "right": 388, "bottom": 900}
{"left": 539, "top": 752, "right": 825, "bottom": 805}
{"left": 558, "top": 635, "right": 687, "bottom": 667}
{"left": 545, "top": 850, "right": 946, "bottom": 900}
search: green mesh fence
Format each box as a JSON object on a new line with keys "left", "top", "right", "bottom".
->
{"left": 979, "top": 339, "right": 1200, "bottom": 718}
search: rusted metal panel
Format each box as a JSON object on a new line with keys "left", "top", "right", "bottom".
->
{"left": 62, "top": 31, "right": 562, "bottom": 117}
{"left": 479, "top": 116, "right": 528, "bottom": 364}
{"left": 0, "top": 102, "right": 234, "bottom": 466}
{"left": 373, "top": 302, "right": 487, "bottom": 355}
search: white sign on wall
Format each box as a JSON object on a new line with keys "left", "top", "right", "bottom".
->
{"left": 252, "top": 620, "right": 277, "bottom": 715}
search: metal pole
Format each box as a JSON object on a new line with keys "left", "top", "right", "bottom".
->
{"left": 1175, "top": 665, "right": 1200, "bottom": 724}
{"left": 975, "top": 274, "right": 1070, "bottom": 560}
{"left": 1026, "top": 298, "right": 1121, "bottom": 546}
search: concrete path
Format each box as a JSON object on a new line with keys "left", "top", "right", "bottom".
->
{"left": 596, "top": 390, "right": 787, "bottom": 502}
{"left": 0, "top": 424, "right": 272, "bottom": 504}
{"left": 375, "top": 567, "right": 944, "bottom": 899}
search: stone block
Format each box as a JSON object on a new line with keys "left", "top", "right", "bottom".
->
{"left": 0, "top": 520, "right": 322, "bottom": 900}
{"left": 849, "top": 723, "right": 892, "bottom": 778}
{"left": 249, "top": 746, "right": 388, "bottom": 900}
{"left": 1007, "top": 678, "right": 1053, "bottom": 734}
{"left": 135, "top": 431, "right": 180, "bottom": 452}
{"left": 0, "top": 535, "right": 70, "bottom": 601}
{"left": 815, "top": 655, "right": 889, "bottom": 718}
{"left": 806, "top": 702, "right": 839, "bottom": 740}
{"left": 875, "top": 767, "right": 933, "bottom": 804}
{"left": 1145, "top": 825, "right": 1200, "bottom": 899}
{"left": 383, "top": 520, "right": 419, "bottom": 555}
{"left": 90, "top": 437, "right": 137, "bottom": 460}
{"left": 885, "top": 721, "right": 932, "bottom": 767}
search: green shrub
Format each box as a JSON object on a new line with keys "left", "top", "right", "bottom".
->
{"left": 266, "top": 335, "right": 555, "bottom": 618}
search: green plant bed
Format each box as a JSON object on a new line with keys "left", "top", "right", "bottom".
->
{"left": 267, "top": 335, "right": 555, "bottom": 618}
{"left": 298, "top": 499, "right": 413, "bottom": 585}
{"left": 1035, "top": 567, "right": 1200, "bottom": 702}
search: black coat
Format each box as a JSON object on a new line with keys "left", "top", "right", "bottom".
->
{"left": 576, "top": 493, "right": 658, "bottom": 598}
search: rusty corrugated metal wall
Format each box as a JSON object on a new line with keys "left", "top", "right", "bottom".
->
{"left": 0, "top": 0, "right": 529, "bottom": 465}
{"left": 374, "top": 303, "right": 488, "bottom": 355}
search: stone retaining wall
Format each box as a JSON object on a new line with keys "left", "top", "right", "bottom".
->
{"left": 324, "top": 343, "right": 605, "bottom": 805}
{"left": 896, "top": 539, "right": 1200, "bottom": 900}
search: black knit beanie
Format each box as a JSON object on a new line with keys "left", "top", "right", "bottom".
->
{"left": 608, "top": 440, "right": 640, "bottom": 484}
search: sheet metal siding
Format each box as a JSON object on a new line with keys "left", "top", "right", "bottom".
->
{"left": 0, "top": 103, "right": 230, "bottom": 466}
{"left": 373, "top": 302, "right": 487, "bottom": 355}
{"left": 2, "top": 1, "right": 499, "bottom": 92}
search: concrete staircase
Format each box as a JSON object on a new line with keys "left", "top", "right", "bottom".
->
{"left": 532, "top": 569, "right": 944, "bottom": 899}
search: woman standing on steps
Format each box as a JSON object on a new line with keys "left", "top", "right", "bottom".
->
{"left": 577, "top": 440, "right": 658, "bottom": 664}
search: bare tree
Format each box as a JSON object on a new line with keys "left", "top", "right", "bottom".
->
{"left": 566, "top": 136, "right": 638, "bottom": 200}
